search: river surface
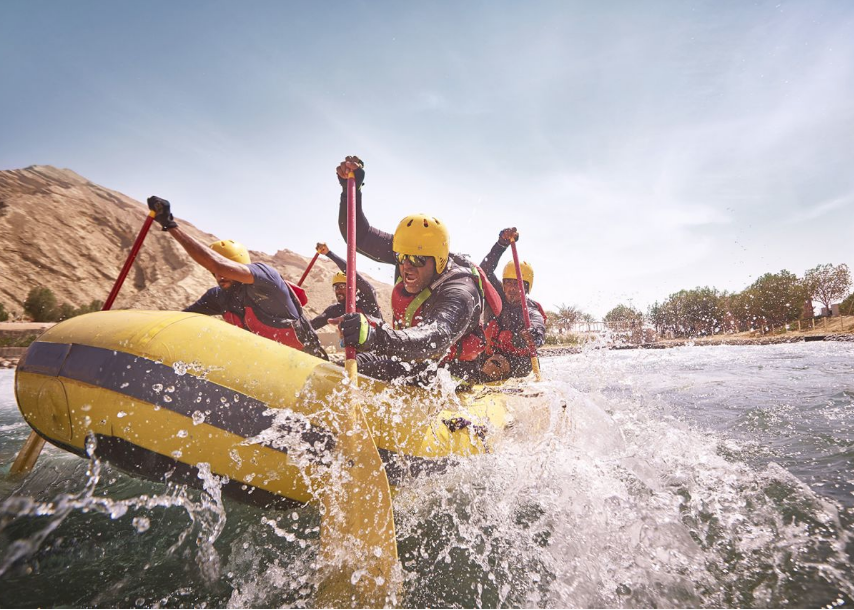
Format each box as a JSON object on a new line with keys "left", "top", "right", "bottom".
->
{"left": 1, "top": 342, "right": 853, "bottom": 608}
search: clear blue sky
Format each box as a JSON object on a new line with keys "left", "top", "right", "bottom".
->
{"left": 2, "top": 0, "right": 853, "bottom": 317}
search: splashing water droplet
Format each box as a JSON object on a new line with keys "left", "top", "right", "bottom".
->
{"left": 177, "top": 429, "right": 188, "bottom": 438}
{"left": 152, "top": 384, "right": 163, "bottom": 393}
{"left": 162, "top": 395, "right": 172, "bottom": 403}
{"left": 192, "top": 411, "right": 205, "bottom": 425}
{"left": 117, "top": 411, "right": 127, "bottom": 418}
{"left": 132, "top": 516, "right": 150, "bottom": 533}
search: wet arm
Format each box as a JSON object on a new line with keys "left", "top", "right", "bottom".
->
{"left": 337, "top": 188, "right": 396, "bottom": 265}
{"left": 479, "top": 240, "right": 508, "bottom": 277}
{"left": 311, "top": 304, "right": 337, "bottom": 330}
{"left": 168, "top": 227, "right": 253, "bottom": 283}
{"left": 369, "top": 283, "right": 479, "bottom": 360}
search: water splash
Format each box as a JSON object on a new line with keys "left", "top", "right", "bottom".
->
{"left": 0, "top": 435, "right": 229, "bottom": 592}
{"left": 1, "top": 346, "right": 853, "bottom": 607}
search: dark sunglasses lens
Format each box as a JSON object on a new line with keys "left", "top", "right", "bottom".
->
{"left": 395, "top": 253, "right": 427, "bottom": 267}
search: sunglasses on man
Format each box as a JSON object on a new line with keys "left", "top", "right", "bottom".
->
{"left": 394, "top": 252, "right": 428, "bottom": 268}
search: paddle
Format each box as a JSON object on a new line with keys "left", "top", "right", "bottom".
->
{"left": 10, "top": 210, "right": 157, "bottom": 476}
{"left": 315, "top": 172, "right": 399, "bottom": 607}
{"left": 297, "top": 251, "right": 320, "bottom": 287}
{"left": 510, "top": 238, "right": 542, "bottom": 381}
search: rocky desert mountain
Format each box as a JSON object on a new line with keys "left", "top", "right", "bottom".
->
{"left": 0, "top": 166, "right": 392, "bottom": 341}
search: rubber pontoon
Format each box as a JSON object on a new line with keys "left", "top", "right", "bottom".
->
{"left": 14, "top": 310, "right": 510, "bottom": 508}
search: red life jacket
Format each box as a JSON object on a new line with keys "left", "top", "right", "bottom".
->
{"left": 223, "top": 308, "right": 305, "bottom": 350}
{"left": 390, "top": 264, "right": 501, "bottom": 362}
{"left": 221, "top": 281, "right": 309, "bottom": 351}
{"left": 287, "top": 281, "right": 309, "bottom": 306}
{"left": 484, "top": 299, "right": 547, "bottom": 356}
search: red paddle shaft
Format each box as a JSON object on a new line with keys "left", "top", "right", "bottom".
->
{"left": 102, "top": 211, "right": 156, "bottom": 311}
{"left": 345, "top": 176, "right": 358, "bottom": 362}
{"left": 297, "top": 252, "right": 320, "bottom": 287}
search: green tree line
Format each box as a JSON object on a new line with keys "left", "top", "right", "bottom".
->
{"left": 640, "top": 263, "right": 851, "bottom": 338}
{"left": 20, "top": 287, "right": 103, "bottom": 323}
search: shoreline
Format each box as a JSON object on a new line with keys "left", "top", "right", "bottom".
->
{"left": 3, "top": 331, "right": 854, "bottom": 368}
{"left": 540, "top": 332, "right": 854, "bottom": 357}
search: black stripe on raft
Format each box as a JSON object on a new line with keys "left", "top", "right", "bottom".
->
{"left": 48, "top": 433, "right": 303, "bottom": 510}
{"left": 19, "top": 342, "right": 334, "bottom": 456}
{"left": 18, "top": 341, "right": 70, "bottom": 375}
{"left": 19, "top": 342, "right": 451, "bottom": 489}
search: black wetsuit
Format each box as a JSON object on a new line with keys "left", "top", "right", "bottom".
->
{"left": 310, "top": 250, "right": 383, "bottom": 330}
{"left": 185, "top": 262, "right": 328, "bottom": 360}
{"left": 338, "top": 187, "right": 483, "bottom": 384}
{"left": 480, "top": 240, "right": 546, "bottom": 378}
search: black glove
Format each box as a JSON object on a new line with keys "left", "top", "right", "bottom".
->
{"left": 497, "top": 227, "right": 518, "bottom": 247}
{"left": 337, "top": 156, "right": 366, "bottom": 190}
{"left": 339, "top": 312, "right": 374, "bottom": 350}
{"left": 147, "top": 196, "right": 178, "bottom": 231}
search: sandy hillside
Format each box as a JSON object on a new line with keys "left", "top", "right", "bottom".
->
{"left": 0, "top": 165, "right": 392, "bottom": 326}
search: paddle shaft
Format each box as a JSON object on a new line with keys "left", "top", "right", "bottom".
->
{"left": 10, "top": 209, "right": 157, "bottom": 475}
{"left": 103, "top": 211, "right": 156, "bottom": 310}
{"left": 510, "top": 239, "right": 541, "bottom": 380}
{"left": 345, "top": 175, "right": 358, "bottom": 364}
{"left": 315, "top": 170, "right": 399, "bottom": 607}
{"left": 297, "top": 251, "right": 320, "bottom": 287}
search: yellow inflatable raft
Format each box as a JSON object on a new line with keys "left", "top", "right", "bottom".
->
{"left": 14, "top": 310, "right": 510, "bottom": 508}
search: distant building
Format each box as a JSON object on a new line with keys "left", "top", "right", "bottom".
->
{"left": 820, "top": 303, "right": 841, "bottom": 317}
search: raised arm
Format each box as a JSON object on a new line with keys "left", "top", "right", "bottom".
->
{"left": 335, "top": 157, "right": 396, "bottom": 265}
{"left": 480, "top": 228, "right": 519, "bottom": 299}
{"left": 480, "top": 228, "right": 517, "bottom": 276}
{"left": 148, "top": 196, "right": 253, "bottom": 284}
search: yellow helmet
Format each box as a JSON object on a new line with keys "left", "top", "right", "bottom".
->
{"left": 503, "top": 260, "right": 534, "bottom": 292}
{"left": 332, "top": 271, "right": 347, "bottom": 286}
{"left": 392, "top": 213, "right": 450, "bottom": 274}
{"left": 209, "top": 239, "right": 250, "bottom": 264}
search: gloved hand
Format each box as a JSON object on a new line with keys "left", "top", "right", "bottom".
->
{"left": 498, "top": 227, "right": 518, "bottom": 247}
{"left": 147, "top": 196, "right": 179, "bottom": 231}
{"left": 336, "top": 156, "right": 365, "bottom": 190}
{"left": 316, "top": 242, "right": 330, "bottom": 255}
{"left": 338, "top": 312, "right": 373, "bottom": 349}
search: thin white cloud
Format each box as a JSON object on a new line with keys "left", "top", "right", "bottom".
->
{"left": 787, "top": 193, "right": 854, "bottom": 223}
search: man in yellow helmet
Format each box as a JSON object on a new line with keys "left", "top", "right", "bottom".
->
{"left": 310, "top": 242, "right": 382, "bottom": 330}
{"left": 331, "top": 156, "right": 500, "bottom": 384}
{"left": 479, "top": 228, "right": 546, "bottom": 380}
{"left": 147, "top": 196, "right": 328, "bottom": 360}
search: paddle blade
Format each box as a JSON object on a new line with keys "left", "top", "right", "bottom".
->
{"left": 315, "top": 403, "right": 400, "bottom": 608}
{"left": 9, "top": 431, "right": 46, "bottom": 475}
